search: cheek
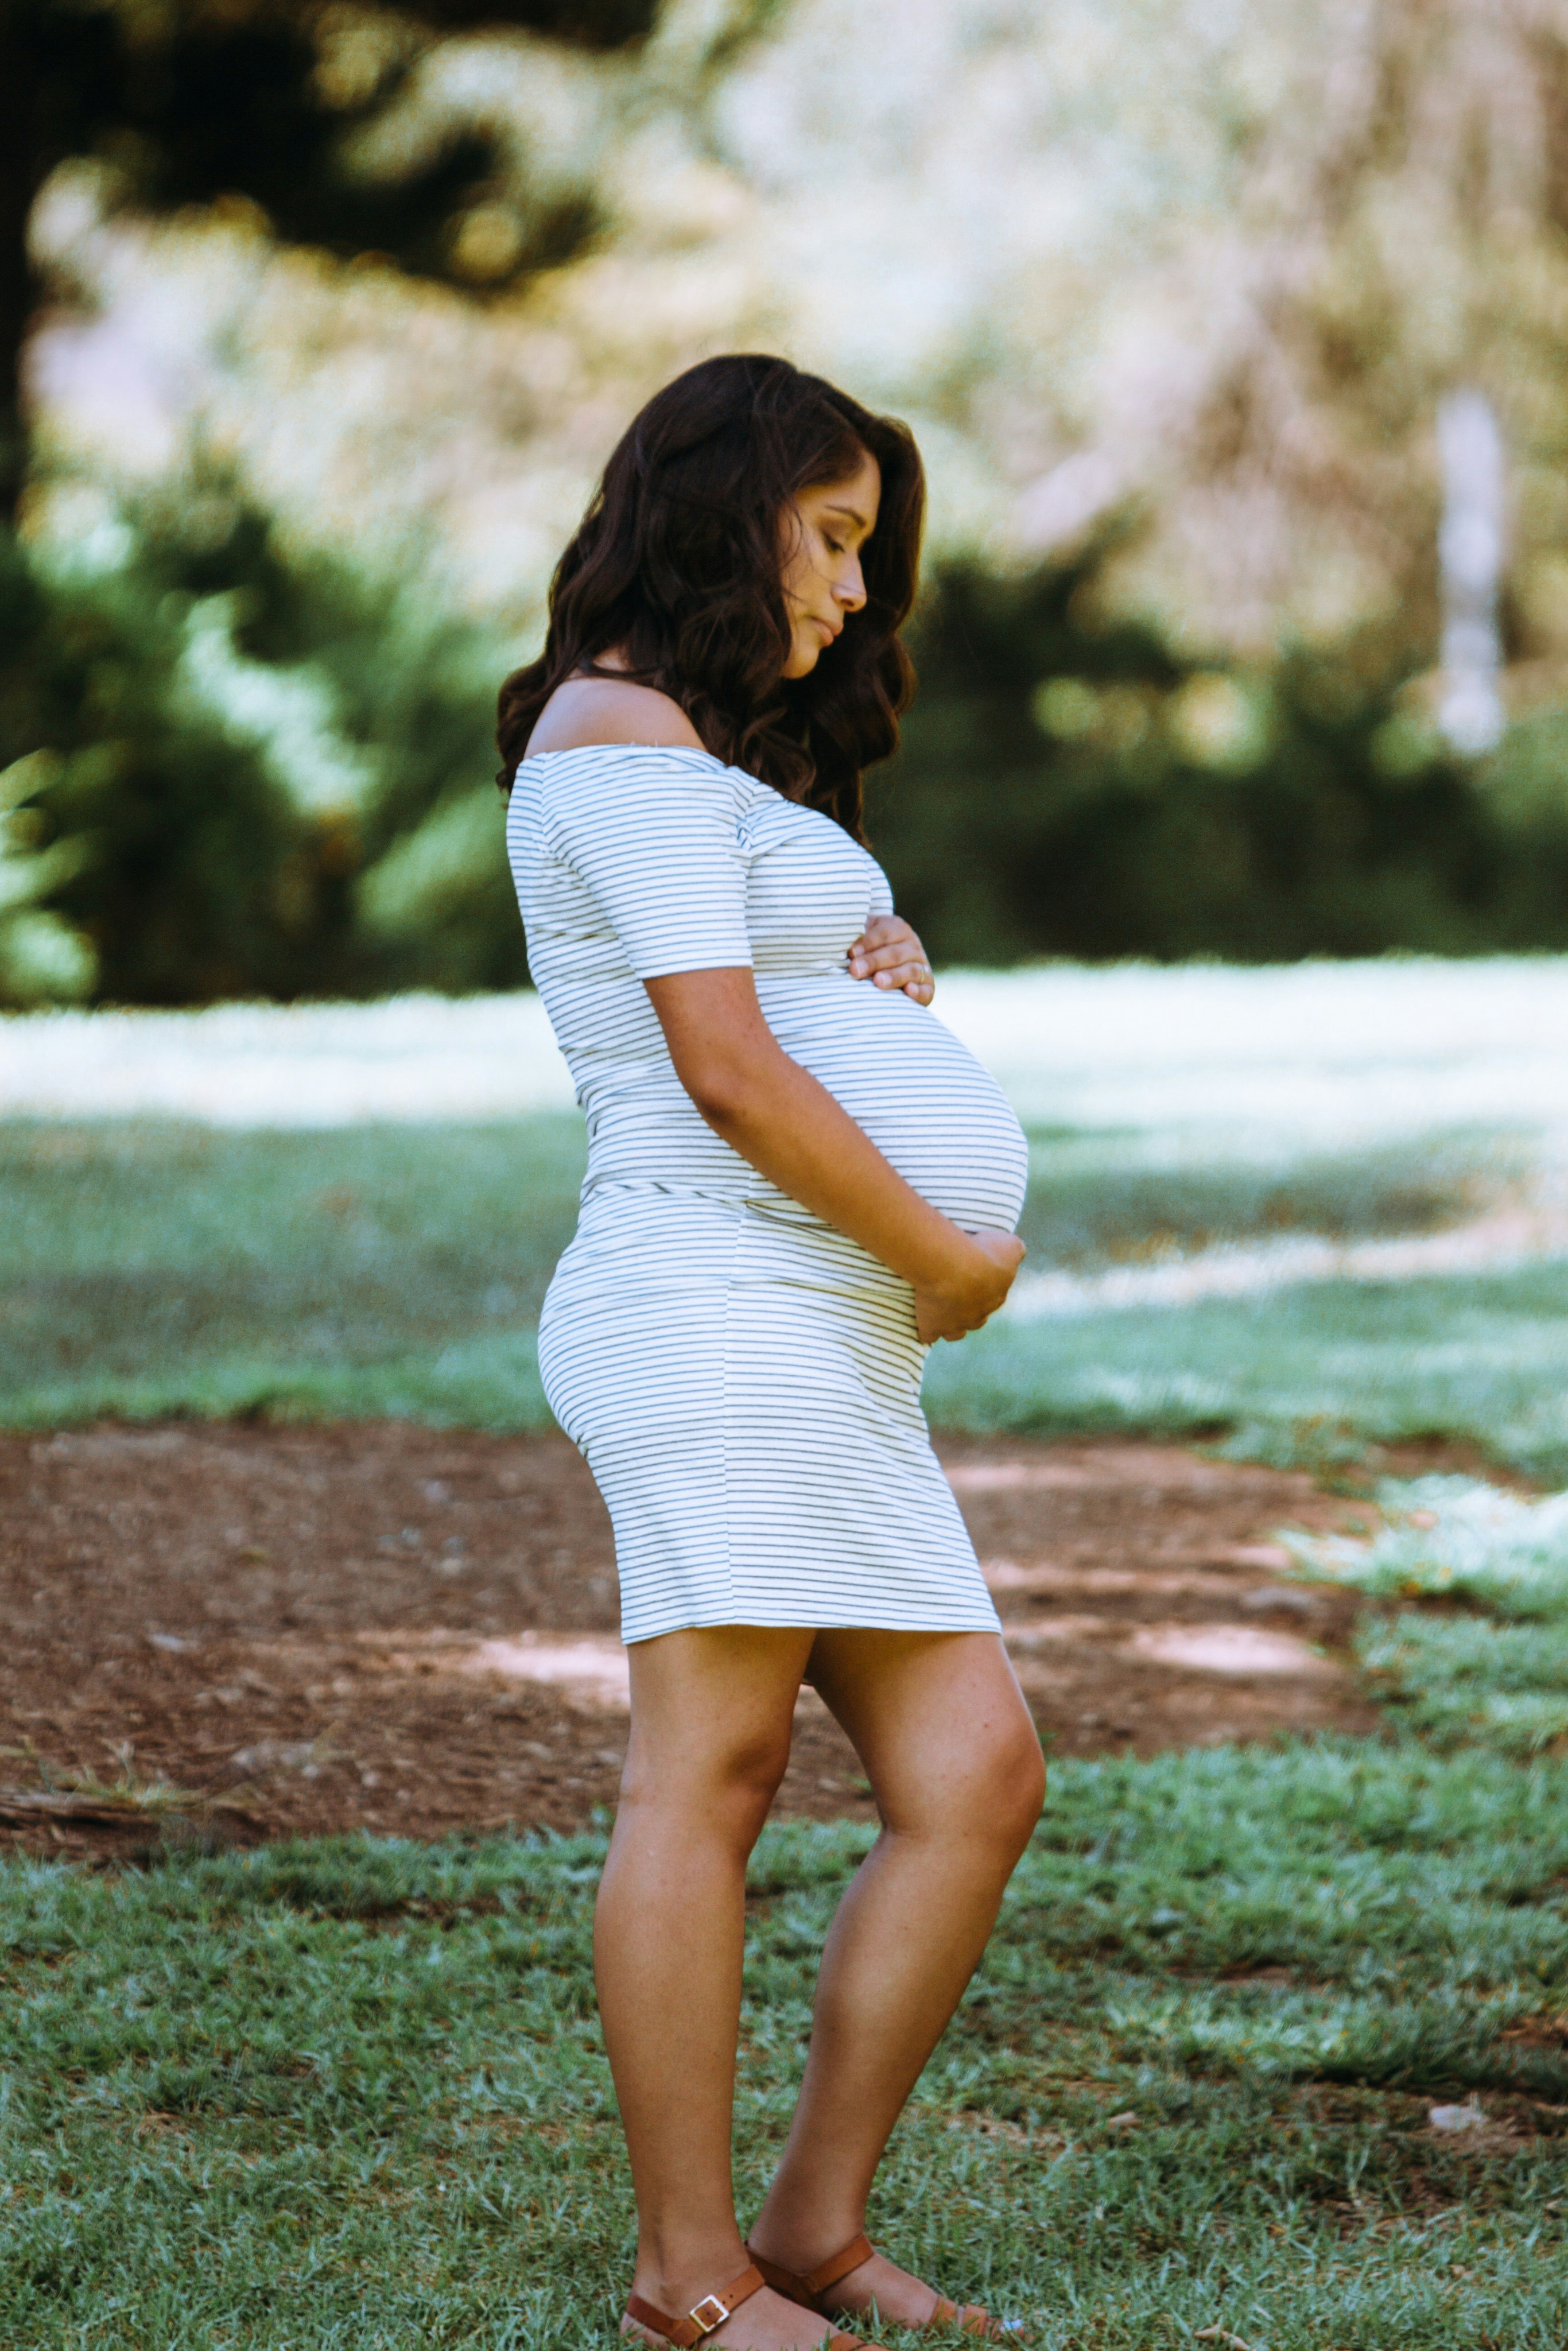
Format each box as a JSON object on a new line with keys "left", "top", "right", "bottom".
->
{"left": 782, "top": 533, "right": 827, "bottom": 603}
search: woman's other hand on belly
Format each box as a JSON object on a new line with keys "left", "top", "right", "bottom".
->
{"left": 915, "top": 1227, "right": 1026, "bottom": 1343}
{"left": 848, "top": 913, "right": 934, "bottom": 1004}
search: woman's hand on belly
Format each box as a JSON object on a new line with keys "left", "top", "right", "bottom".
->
{"left": 847, "top": 912, "right": 934, "bottom": 1004}
{"left": 914, "top": 1227, "right": 1026, "bottom": 1343}
{"left": 643, "top": 965, "right": 1019, "bottom": 1306}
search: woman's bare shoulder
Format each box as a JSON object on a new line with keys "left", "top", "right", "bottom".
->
{"left": 523, "top": 677, "right": 705, "bottom": 759}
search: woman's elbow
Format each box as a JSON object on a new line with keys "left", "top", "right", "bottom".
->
{"left": 681, "top": 1065, "right": 750, "bottom": 1126}
{"left": 674, "top": 1051, "right": 765, "bottom": 1128}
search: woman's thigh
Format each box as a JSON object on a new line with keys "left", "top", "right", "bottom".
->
{"left": 622, "top": 1625, "right": 818, "bottom": 1811}
{"left": 805, "top": 1630, "right": 1045, "bottom": 1840}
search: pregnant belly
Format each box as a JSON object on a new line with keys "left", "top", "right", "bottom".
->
{"left": 758, "top": 976, "right": 1030, "bottom": 1234}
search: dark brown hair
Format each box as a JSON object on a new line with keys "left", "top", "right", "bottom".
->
{"left": 495, "top": 353, "right": 925, "bottom": 839}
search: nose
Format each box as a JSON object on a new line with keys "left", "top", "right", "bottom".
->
{"left": 836, "top": 554, "right": 867, "bottom": 613}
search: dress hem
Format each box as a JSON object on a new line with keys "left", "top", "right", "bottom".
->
{"left": 622, "top": 1609, "right": 1003, "bottom": 1647}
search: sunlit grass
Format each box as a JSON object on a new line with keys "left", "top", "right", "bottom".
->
{"left": 922, "top": 1258, "right": 1568, "bottom": 1481}
{"left": 1357, "top": 1615, "right": 1568, "bottom": 1755}
{"left": 1282, "top": 1476, "right": 1568, "bottom": 1616}
{"left": 3, "top": 1743, "right": 1566, "bottom": 2349}
{"left": 3, "top": 1115, "right": 1564, "bottom": 1475}
{"left": 6, "top": 960, "right": 1568, "bottom": 1138}
{"left": 0, "top": 1115, "right": 581, "bottom": 1427}
{"left": 5, "top": 1115, "right": 1568, "bottom": 1473}
{"left": 3, "top": 957, "right": 1566, "bottom": 1463}
{"left": 1277, "top": 1475, "right": 1568, "bottom": 1753}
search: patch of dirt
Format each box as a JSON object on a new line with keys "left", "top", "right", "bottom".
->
{"left": 0, "top": 1423, "right": 1421, "bottom": 1861}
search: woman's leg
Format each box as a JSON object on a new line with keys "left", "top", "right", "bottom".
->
{"left": 748, "top": 1632, "right": 1045, "bottom": 2323}
{"left": 601, "top": 1623, "right": 837, "bottom": 2348}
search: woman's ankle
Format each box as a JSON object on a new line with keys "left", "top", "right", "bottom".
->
{"left": 632, "top": 2233, "right": 755, "bottom": 2313}
{"left": 746, "top": 2198, "right": 866, "bottom": 2274}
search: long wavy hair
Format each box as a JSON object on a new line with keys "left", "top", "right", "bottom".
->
{"left": 495, "top": 354, "right": 925, "bottom": 840}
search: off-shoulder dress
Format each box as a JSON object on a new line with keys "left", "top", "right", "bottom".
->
{"left": 506, "top": 744, "right": 1030, "bottom": 1645}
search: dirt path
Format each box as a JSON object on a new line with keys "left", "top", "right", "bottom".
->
{"left": 0, "top": 1423, "right": 1426, "bottom": 1861}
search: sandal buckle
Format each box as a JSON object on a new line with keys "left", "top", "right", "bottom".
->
{"left": 688, "top": 2295, "right": 730, "bottom": 2336}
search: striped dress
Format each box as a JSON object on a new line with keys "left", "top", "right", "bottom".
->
{"left": 506, "top": 743, "right": 1029, "bottom": 1645}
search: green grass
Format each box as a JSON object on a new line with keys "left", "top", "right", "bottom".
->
{"left": 3, "top": 1742, "right": 1566, "bottom": 2349}
{"left": 5, "top": 1118, "right": 1564, "bottom": 1478}
{"left": 1280, "top": 1475, "right": 1568, "bottom": 1754}
{"left": 1011, "top": 1127, "right": 1516, "bottom": 1267}
{"left": 1356, "top": 1615, "right": 1568, "bottom": 1754}
{"left": 0, "top": 1116, "right": 583, "bottom": 1428}
{"left": 1282, "top": 1477, "right": 1568, "bottom": 1616}
{"left": 923, "top": 1259, "right": 1568, "bottom": 1482}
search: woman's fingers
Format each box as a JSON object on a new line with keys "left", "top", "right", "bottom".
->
{"left": 877, "top": 961, "right": 935, "bottom": 1003}
{"left": 848, "top": 916, "right": 935, "bottom": 1003}
{"left": 915, "top": 1229, "right": 1026, "bottom": 1343}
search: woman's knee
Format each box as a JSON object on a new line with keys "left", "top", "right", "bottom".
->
{"left": 620, "top": 1716, "right": 793, "bottom": 1839}
{"left": 889, "top": 1713, "right": 1045, "bottom": 1857}
{"left": 970, "top": 1714, "right": 1046, "bottom": 1850}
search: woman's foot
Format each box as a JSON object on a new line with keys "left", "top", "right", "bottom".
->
{"left": 623, "top": 2277, "right": 880, "bottom": 2351}
{"left": 806, "top": 2244, "right": 950, "bottom": 2330}
{"left": 746, "top": 2232, "right": 984, "bottom": 2333}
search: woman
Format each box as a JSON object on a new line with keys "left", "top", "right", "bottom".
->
{"left": 498, "top": 354, "right": 1044, "bottom": 2351}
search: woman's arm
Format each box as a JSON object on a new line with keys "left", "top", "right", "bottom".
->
{"left": 530, "top": 677, "right": 1018, "bottom": 1334}
{"left": 645, "top": 967, "right": 1022, "bottom": 1340}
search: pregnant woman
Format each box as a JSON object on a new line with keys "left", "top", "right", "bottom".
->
{"left": 498, "top": 355, "right": 1044, "bottom": 2351}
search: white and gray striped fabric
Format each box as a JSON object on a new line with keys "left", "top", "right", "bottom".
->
{"left": 507, "top": 744, "right": 1029, "bottom": 1644}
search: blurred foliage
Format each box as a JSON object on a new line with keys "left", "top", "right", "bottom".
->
{"left": 2, "top": 0, "right": 660, "bottom": 496}
{"left": 9, "top": 495, "right": 1568, "bottom": 1000}
{"left": 0, "top": 491, "right": 522, "bottom": 1003}
{"left": 872, "top": 560, "right": 1568, "bottom": 966}
{"left": 8, "top": 0, "right": 1568, "bottom": 997}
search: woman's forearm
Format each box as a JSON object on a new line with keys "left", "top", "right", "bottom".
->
{"left": 702, "top": 1040, "right": 975, "bottom": 1289}
{"left": 643, "top": 967, "right": 976, "bottom": 1291}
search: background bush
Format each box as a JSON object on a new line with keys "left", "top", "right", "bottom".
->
{"left": 873, "top": 558, "right": 1568, "bottom": 967}
{"left": 7, "top": 502, "right": 1568, "bottom": 1005}
{"left": 0, "top": 492, "right": 522, "bottom": 1004}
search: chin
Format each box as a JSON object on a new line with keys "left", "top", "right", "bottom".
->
{"left": 781, "top": 633, "right": 825, "bottom": 681}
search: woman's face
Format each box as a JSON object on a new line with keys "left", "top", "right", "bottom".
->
{"left": 778, "top": 447, "right": 882, "bottom": 680}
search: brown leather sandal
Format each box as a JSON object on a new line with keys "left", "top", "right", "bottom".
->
{"left": 747, "top": 2233, "right": 1017, "bottom": 2341}
{"left": 625, "top": 2259, "right": 888, "bottom": 2351}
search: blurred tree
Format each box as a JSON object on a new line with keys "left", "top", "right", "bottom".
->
{"left": 0, "top": 0, "right": 656, "bottom": 1002}
{"left": 1, "top": 484, "right": 523, "bottom": 1002}
{"left": 0, "top": 0, "right": 657, "bottom": 505}
{"left": 871, "top": 558, "right": 1568, "bottom": 966}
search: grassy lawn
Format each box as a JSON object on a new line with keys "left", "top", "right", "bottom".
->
{"left": 1282, "top": 1475, "right": 1568, "bottom": 1753}
{"left": 6, "top": 1115, "right": 1567, "bottom": 1480}
{"left": 924, "top": 1259, "right": 1568, "bottom": 1483}
{"left": 6, "top": 971, "right": 1568, "bottom": 2345}
{"left": 4, "top": 1742, "right": 1566, "bottom": 2350}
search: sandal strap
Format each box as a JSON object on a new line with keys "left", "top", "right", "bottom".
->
{"left": 743, "top": 2237, "right": 996, "bottom": 2344}
{"left": 750, "top": 2232, "right": 876, "bottom": 2305}
{"left": 805, "top": 2235, "right": 876, "bottom": 2295}
{"left": 626, "top": 2264, "right": 766, "bottom": 2348}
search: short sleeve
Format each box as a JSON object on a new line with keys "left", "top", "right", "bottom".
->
{"left": 548, "top": 748, "right": 754, "bottom": 979}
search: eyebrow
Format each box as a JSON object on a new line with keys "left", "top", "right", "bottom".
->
{"left": 821, "top": 501, "right": 875, "bottom": 536}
